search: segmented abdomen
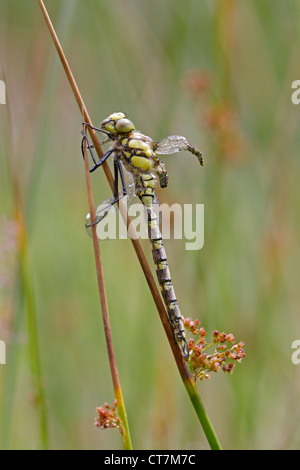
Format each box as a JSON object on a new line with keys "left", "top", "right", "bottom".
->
{"left": 138, "top": 174, "right": 189, "bottom": 358}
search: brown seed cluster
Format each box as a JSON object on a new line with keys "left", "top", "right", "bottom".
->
{"left": 183, "top": 318, "right": 245, "bottom": 381}
{"left": 95, "top": 400, "right": 124, "bottom": 435}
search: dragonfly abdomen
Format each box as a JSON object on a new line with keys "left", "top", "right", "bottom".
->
{"left": 138, "top": 174, "right": 189, "bottom": 359}
{"left": 153, "top": 246, "right": 189, "bottom": 359}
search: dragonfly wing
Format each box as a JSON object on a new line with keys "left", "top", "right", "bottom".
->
{"left": 85, "top": 181, "right": 136, "bottom": 240}
{"left": 154, "top": 135, "right": 204, "bottom": 166}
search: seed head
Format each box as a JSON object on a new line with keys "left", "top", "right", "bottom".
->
{"left": 95, "top": 400, "right": 124, "bottom": 435}
{"left": 183, "top": 318, "right": 245, "bottom": 381}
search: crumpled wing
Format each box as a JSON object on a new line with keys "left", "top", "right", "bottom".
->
{"left": 154, "top": 135, "right": 204, "bottom": 166}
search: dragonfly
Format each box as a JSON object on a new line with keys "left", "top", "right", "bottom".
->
{"left": 81, "top": 112, "right": 204, "bottom": 359}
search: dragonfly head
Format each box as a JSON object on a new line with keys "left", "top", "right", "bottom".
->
{"left": 101, "top": 112, "right": 135, "bottom": 138}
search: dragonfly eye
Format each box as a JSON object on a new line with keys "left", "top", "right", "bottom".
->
{"left": 115, "top": 118, "right": 135, "bottom": 133}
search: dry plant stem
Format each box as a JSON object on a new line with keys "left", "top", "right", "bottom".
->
{"left": 82, "top": 135, "right": 132, "bottom": 450}
{"left": 37, "top": 0, "right": 222, "bottom": 450}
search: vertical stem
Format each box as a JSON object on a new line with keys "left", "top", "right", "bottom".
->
{"left": 216, "top": 0, "right": 235, "bottom": 104}
{"left": 184, "top": 379, "right": 222, "bottom": 450}
{"left": 16, "top": 199, "right": 49, "bottom": 450}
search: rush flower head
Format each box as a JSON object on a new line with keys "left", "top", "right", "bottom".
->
{"left": 95, "top": 400, "right": 124, "bottom": 435}
{"left": 183, "top": 318, "right": 245, "bottom": 382}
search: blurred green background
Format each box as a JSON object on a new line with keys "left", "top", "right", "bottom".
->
{"left": 0, "top": 0, "right": 300, "bottom": 450}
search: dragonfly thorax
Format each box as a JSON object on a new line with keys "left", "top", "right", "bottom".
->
{"left": 99, "top": 113, "right": 168, "bottom": 187}
{"left": 115, "top": 131, "right": 161, "bottom": 181}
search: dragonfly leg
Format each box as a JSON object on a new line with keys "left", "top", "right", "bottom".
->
{"left": 117, "top": 161, "right": 128, "bottom": 196}
{"left": 86, "top": 198, "right": 121, "bottom": 227}
{"left": 85, "top": 139, "right": 110, "bottom": 147}
{"left": 81, "top": 131, "right": 114, "bottom": 173}
{"left": 82, "top": 122, "right": 110, "bottom": 136}
{"left": 85, "top": 195, "right": 122, "bottom": 228}
{"left": 89, "top": 148, "right": 114, "bottom": 173}
{"left": 85, "top": 160, "right": 122, "bottom": 228}
{"left": 81, "top": 131, "right": 98, "bottom": 166}
{"left": 113, "top": 159, "right": 120, "bottom": 199}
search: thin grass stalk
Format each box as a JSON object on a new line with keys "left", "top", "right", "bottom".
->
{"left": 184, "top": 380, "right": 222, "bottom": 450}
{"left": 82, "top": 131, "right": 132, "bottom": 450}
{"left": 216, "top": 0, "right": 235, "bottom": 104}
{"left": 37, "top": 0, "right": 222, "bottom": 450}
{"left": 1, "top": 75, "right": 48, "bottom": 449}
{"left": 15, "top": 195, "right": 49, "bottom": 450}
